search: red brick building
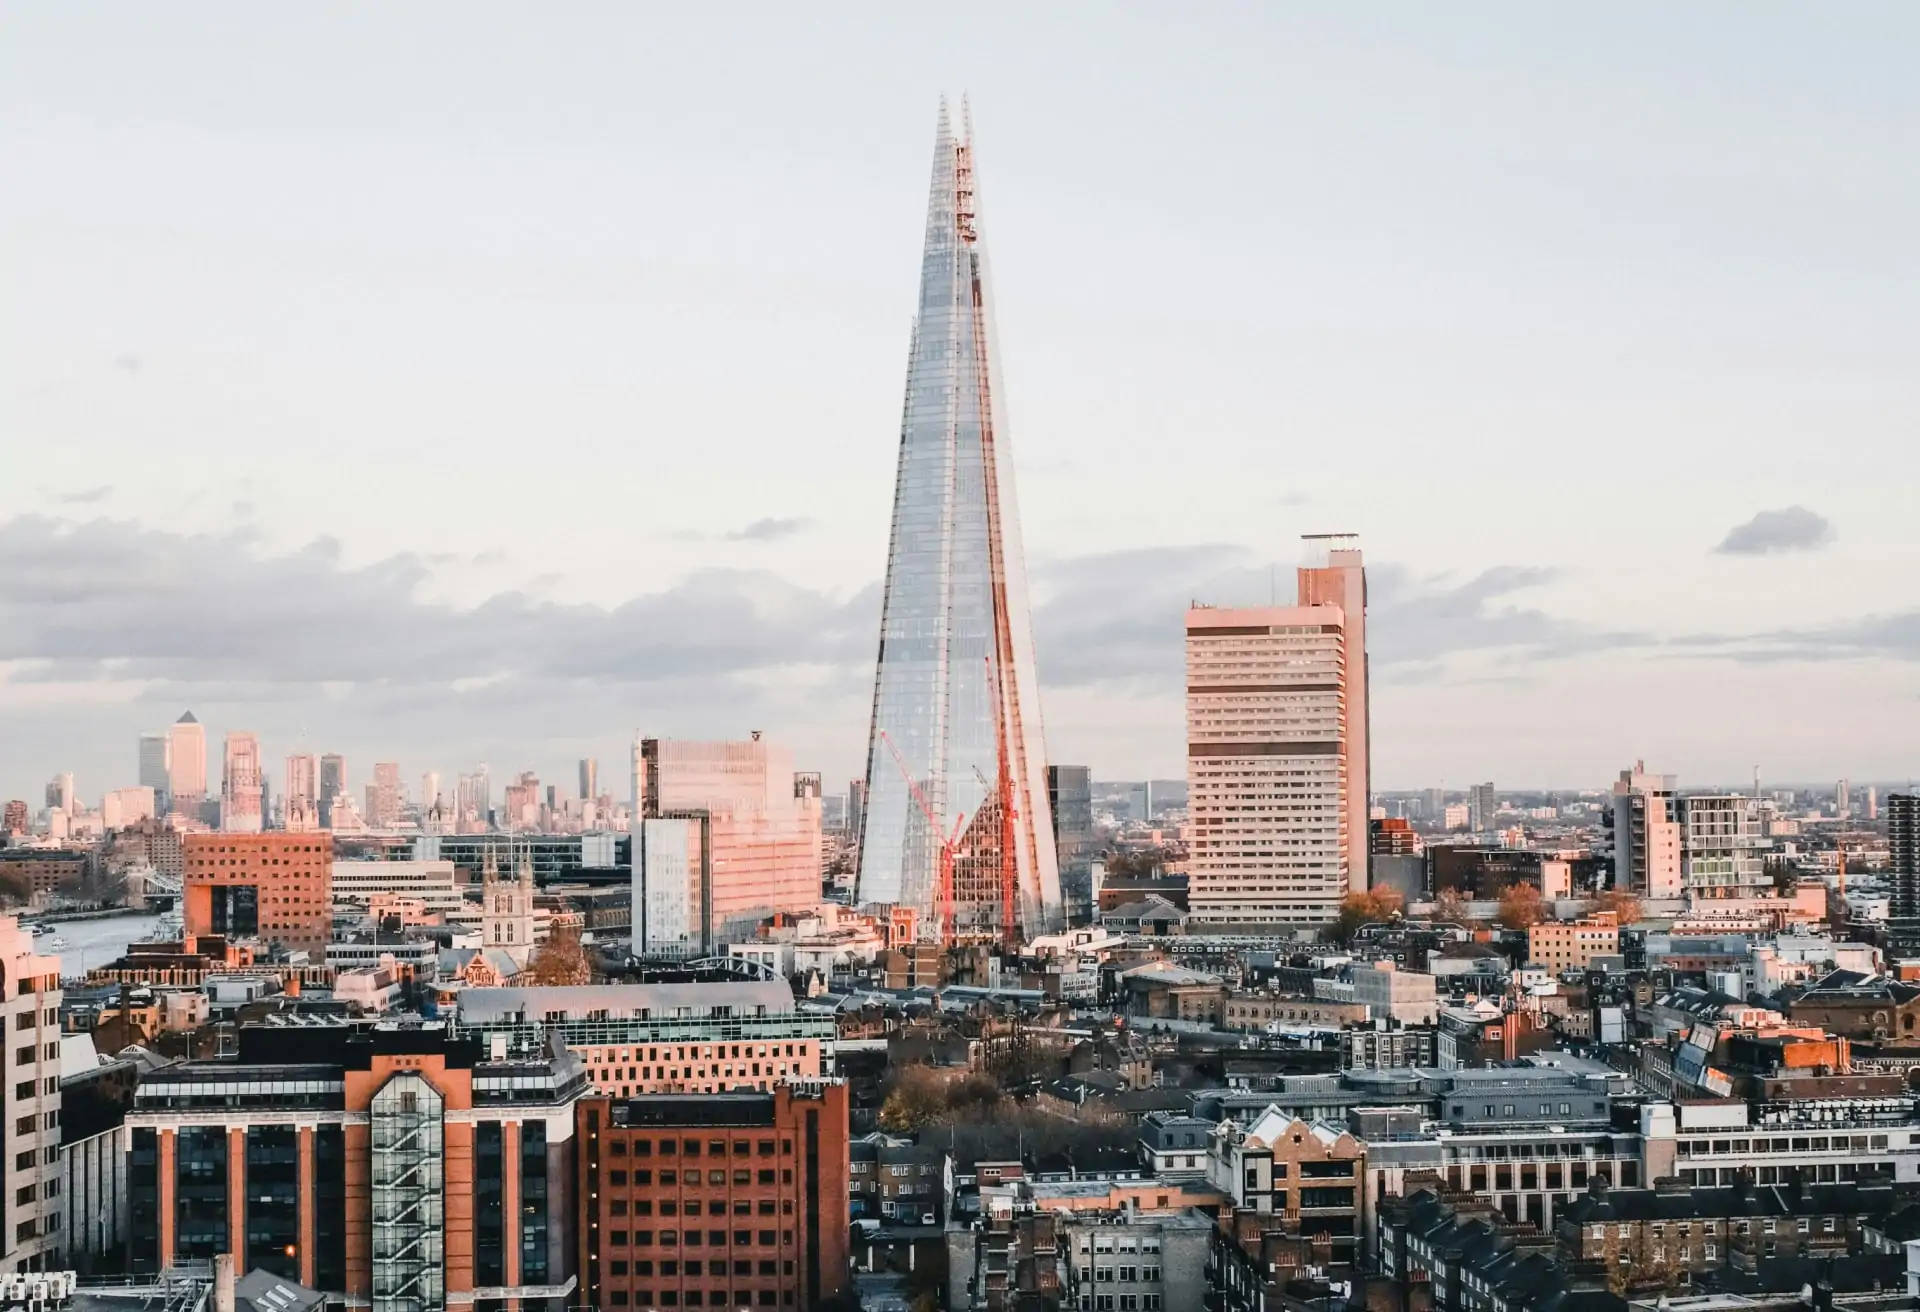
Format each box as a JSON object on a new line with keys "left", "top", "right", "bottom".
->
{"left": 182, "top": 832, "right": 332, "bottom": 954}
{"left": 577, "top": 1084, "right": 850, "bottom": 1312}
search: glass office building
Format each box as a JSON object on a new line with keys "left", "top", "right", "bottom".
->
{"left": 856, "top": 100, "right": 1061, "bottom": 941}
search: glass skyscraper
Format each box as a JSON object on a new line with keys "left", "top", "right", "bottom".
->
{"left": 856, "top": 101, "right": 1062, "bottom": 941}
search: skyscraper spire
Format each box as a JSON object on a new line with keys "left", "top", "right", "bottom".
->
{"left": 855, "top": 100, "right": 1062, "bottom": 942}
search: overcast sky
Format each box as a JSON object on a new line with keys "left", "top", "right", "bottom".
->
{"left": 4, "top": 3, "right": 1918, "bottom": 807}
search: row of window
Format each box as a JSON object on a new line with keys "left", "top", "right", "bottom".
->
{"left": 609, "top": 1200, "right": 792, "bottom": 1219}
{"left": 605, "top": 1290, "right": 791, "bottom": 1307}
{"left": 603, "top": 1229, "right": 794, "bottom": 1247}
{"left": 1074, "top": 1266, "right": 1162, "bottom": 1283}
{"left": 608, "top": 1259, "right": 792, "bottom": 1277}
{"left": 608, "top": 1169, "right": 790, "bottom": 1191}
{"left": 607, "top": 1139, "right": 792, "bottom": 1158}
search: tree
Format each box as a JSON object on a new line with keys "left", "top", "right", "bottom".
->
{"left": 1327, "top": 888, "right": 1405, "bottom": 944}
{"left": 1496, "top": 884, "right": 1545, "bottom": 930}
{"left": 1430, "top": 889, "right": 1475, "bottom": 927}
{"left": 1589, "top": 889, "right": 1643, "bottom": 925}
{"left": 0, "top": 871, "right": 30, "bottom": 908}
{"left": 878, "top": 1067, "right": 948, "bottom": 1133}
{"left": 522, "top": 925, "right": 594, "bottom": 986}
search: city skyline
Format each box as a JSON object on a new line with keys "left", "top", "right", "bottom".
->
{"left": 5, "top": 7, "right": 1920, "bottom": 800}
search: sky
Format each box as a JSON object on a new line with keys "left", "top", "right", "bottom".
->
{"left": 4, "top": 3, "right": 1919, "bottom": 807}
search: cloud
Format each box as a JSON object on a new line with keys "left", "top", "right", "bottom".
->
{"left": 0, "top": 515, "right": 876, "bottom": 693}
{"left": 1714, "top": 506, "right": 1834, "bottom": 556}
{"left": 1028, "top": 545, "right": 1645, "bottom": 691}
{"left": 724, "top": 517, "right": 811, "bottom": 543}
{"left": 58, "top": 486, "right": 112, "bottom": 505}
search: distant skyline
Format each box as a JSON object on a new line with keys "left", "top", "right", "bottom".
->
{"left": 4, "top": 4, "right": 1919, "bottom": 802}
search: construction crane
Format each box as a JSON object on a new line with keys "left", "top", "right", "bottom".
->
{"left": 879, "top": 730, "right": 965, "bottom": 945}
{"left": 973, "top": 752, "right": 1020, "bottom": 950}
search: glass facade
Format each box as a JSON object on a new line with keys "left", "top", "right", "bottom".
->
{"left": 314, "top": 1125, "right": 347, "bottom": 1293}
{"left": 856, "top": 101, "right": 1061, "bottom": 940}
{"left": 475, "top": 1122, "right": 505, "bottom": 1286}
{"left": 246, "top": 1126, "right": 300, "bottom": 1278}
{"left": 129, "top": 1128, "right": 159, "bottom": 1276}
{"left": 370, "top": 1075, "right": 444, "bottom": 1312}
{"left": 175, "top": 1127, "right": 229, "bottom": 1261}
{"left": 521, "top": 1121, "right": 550, "bottom": 1284}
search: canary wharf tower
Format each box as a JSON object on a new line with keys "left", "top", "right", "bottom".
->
{"left": 856, "top": 101, "right": 1062, "bottom": 942}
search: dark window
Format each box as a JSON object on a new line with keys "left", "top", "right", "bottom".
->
{"left": 475, "top": 1122, "right": 506, "bottom": 1285}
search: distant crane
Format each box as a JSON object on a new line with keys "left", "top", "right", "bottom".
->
{"left": 879, "top": 730, "right": 965, "bottom": 945}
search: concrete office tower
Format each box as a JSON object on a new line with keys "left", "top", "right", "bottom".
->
{"left": 102, "top": 786, "right": 156, "bottom": 829}
{"left": 0, "top": 920, "right": 64, "bottom": 1272}
{"left": 220, "top": 732, "right": 264, "bottom": 833}
{"left": 318, "top": 753, "right": 346, "bottom": 829}
{"left": 166, "top": 711, "right": 207, "bottom": 813}
{"left": 457, "top": 768, "right": 490, "bottom": 833}
{"left": 421, "top": 771, "right": 441, "bottom": 813}
{"left": 578, "top": 759, "right": 597, "bottom": 805}
{"left": 45, "top": 772, "right": 74, "bottom": 815}
{"left": 1296, "top": 537, "right": 1370, "bottom": 895}
{"left": 1610, "top": 762, "right": 1682, "bottom": 899}
{"left": 1186, "top": 594, "right": 1364, "bottom": 928}
{"left": 1837, "top": 778, "right": 1852, "bottom": 819}
{"left": 1469, "top": 782, "right": 1497, "bottom": 832}
{"left": 855, "top": 101, "right": 1061, "bottom": 942}
{"left": 139, "top": 731, "right": 171, "bottom": 811}
{"left": 370, "top": 762, "right": 402, "bottom": 828}
{"left": 632, "top": 735, "right": 823, "bottom": 958}
{"left": 285, "top": 754, "right": 319, "bottom": 832}
{"left": 1679, "top": 794, "right": 1770, "bottom": 900}
{"left": 1869, "top": 786, "right": 1880, "bottom": 821}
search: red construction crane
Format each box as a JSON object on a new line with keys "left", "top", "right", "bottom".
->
{"left": 879, "top": 730, "right": 965, "bottom": 945}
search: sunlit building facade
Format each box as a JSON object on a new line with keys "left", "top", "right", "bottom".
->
{"left": 855, "top": 101, "right": 1061, "bottom": 942}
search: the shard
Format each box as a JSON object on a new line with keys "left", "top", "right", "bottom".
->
{"left": 855, "top": 100, "right": 1062, "bottom": 943}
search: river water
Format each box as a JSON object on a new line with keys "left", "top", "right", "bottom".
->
{"left": 32, "top": 911, "right": 165, "bottom": 978}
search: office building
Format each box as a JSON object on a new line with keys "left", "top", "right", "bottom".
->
{"left": 575, "top": 1083, "right": 850, "bottom": 1312}
{"left": 457, "top": 768, "right": 490, "bottom": 832}
{"left": 632, "top": 737, "right": 822, "bottom": 958}
{"left": 580, "top": 759, "right": 599, "bottom": 805}
{"left": 1891, "top": 794, "right": 1920, "bottom": 938}
{"left": 1838, "top": 778, "right": 1852, "bottom": 818}
{"left": 101, "top": 786, "right": 156, "bottom": 830}
{"left": 1528, "top": 911, "right": 1621, "bottom": 971}
{"left": 167, "top": 711, "right": 207, "bottom": 813}
{"left": 854, "top": 101, "right": 1062, "bottom": 943}
{"left": 182, "top": 832, "right": 333, "bottom": 954}
{"left": 368, "top": 762, "right": 402, "bottom": 829}
{"left": 0, "top": 919, "right": 63, "bottom": 1274}
{"left": 1680, "top": 794, "right": 1770, "bottom": 899}
{"left": 1048, "top": 765, "right": 1096, "bottom": 925}
{"left": 1609, "top": 762, "right": 1682, "bottom": 898}
{"left": 453, "top": 981, "right": 834, "bottom": 1097}
{"left": 1, "top": 801, "right": 26, "bottom": 837}
{"left": 284, "top": 754, "right": 319, "bottom": 832}
{"left": 125, "top": 1025, "right": 585, "bottom": 1302}
{"left": 221, "top": 731, "right": 264, "bottom": 833}
{"left": 318, "top": 754, "right": 346, "bottom": 830}
{"left": 1185, "top": 541, "right": 1368, "bottom": 927}
{"left": 330, "top": 858, "right": 463, "bottom": 917}
{"left": 44, "top": 773, "right": 74, "bottom": 815}
{"left": 1296, "top": 536, "right": 1370, "bottom": 893}
{"left": 60, "top": 1047, "right": 136, "bottom": 1278}
{"left": 1468, "top": 782, "right": 1497, "bottom": 832}
{"left": 138, "top": 732, "right": 171, "bottom": 811}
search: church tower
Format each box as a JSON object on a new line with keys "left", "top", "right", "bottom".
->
{"left": 482, "top": 840, "right": 537, "bottom": 966}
